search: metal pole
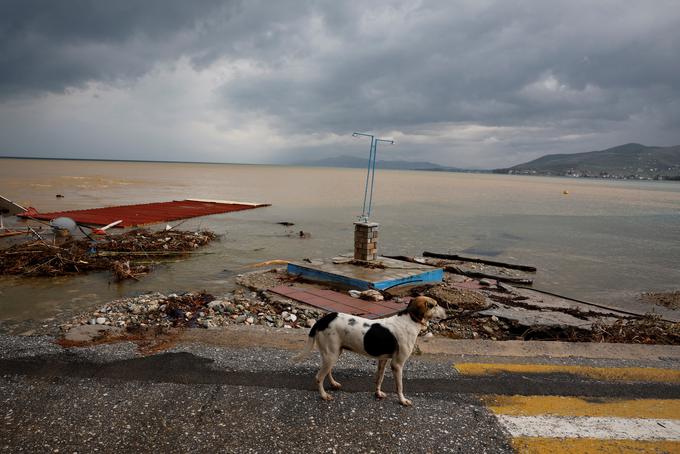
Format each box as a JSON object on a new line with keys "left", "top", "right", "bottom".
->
{"left": 352, "top": 132, "right": 374, "bottom": 221}
{"left": 367, "top": 138, "right": 394, "bottom": 218}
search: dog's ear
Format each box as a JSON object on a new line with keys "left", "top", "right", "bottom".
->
{"left": 407, "top": 296, "right": 430, "bottom": 323}
{"left": 425, "top": 297, "right": 437, "bottom": 309}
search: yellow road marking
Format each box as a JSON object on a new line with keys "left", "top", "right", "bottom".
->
{"left": 511, "top": 437, "right": 680, "bottom": 454}
{"left": 483, "top": 395, "right": 680, "bottom": 420}
{"left": 455, "top": 362, "right": 680, "bottom": 383}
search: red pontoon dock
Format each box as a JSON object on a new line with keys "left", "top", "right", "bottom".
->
{"left": 18, "top": 199, "right": 269, "bottom": 228}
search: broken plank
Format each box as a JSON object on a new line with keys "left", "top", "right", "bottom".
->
{"left": 445, "top": 265, "right": 533, "bottom": 285}
{"left": 423, "top": 251, "right": 537, "bottom": 272}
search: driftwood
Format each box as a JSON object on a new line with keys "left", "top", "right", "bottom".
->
{"left": 0, "top": 228, "right": 217, "bottom": 280}
{"left": 96, "top": 250, "right": 214, "bottom": 257}
{"left": 423, "top": 251, "right": 537, "bottom": 272}
{"left": 384, "top": 255, "right": 534, "bottom": 285}
{"left": 444, "top": 265, "right": 534, "bottom": 285}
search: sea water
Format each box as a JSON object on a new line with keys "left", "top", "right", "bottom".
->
{"left": 1, "top": 158, "right": 679, "bottom": 326}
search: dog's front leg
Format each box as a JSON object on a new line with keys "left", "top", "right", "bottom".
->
{"left": 374, "top": 359, "right": 388, "bottom": 399}
{"left": 391, "top": 361, "right": 412, "bottom": 406}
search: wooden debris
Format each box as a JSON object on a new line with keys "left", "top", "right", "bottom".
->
{"left": 0, "top": 228, "right": 217, "bottom": 280}
{"left": 423, "top": 251, "right": 537, "bottom": 272}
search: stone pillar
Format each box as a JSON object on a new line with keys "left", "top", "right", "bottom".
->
{"left": 354, "top": 222, "right": 379, "bottom": 262}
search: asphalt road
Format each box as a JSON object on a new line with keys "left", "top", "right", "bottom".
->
{"left": 1, "top": 335, "right": 679, "bottom": 453}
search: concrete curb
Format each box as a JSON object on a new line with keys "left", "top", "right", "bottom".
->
{"left": 178, "top": 325, "right": 680, "bottom": 363}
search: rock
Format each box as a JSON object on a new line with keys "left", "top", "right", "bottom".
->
{"left": 235, "top": 315, "right": 247, "bottom": 324}
{"left": 360, "top": 289, "right": 384, "bottom": 301}
{"left": 306, "top": 318, "right": 316, "bottom": 328}
{"left": 265, "top": 315, "right": 274, "bottom": 323}
{"left": 424, "top": 286, "right": 489, "bottom": 311}
{"left": 497, "top": 282, "right": 516, "bottom": 293}
{"left": 245, "top": 316, "right": 255, "bottom": 324}
{"left": 281, "top": 311, "right": 290, "bottom": 320}
{"left": 491, "top": 315, "right": 499, "bottom": 322}
{"left": 482, "top": 325, "right": 495, "bottom": 335}
{"left": 95, "top": 317, "right": 107, "bottom": 325}
{"left": 424, "top": 332, "right": 434, "bottom": 338}
{"left": 275, "top": 319, "right": 284, "bottom": 328}
{"left": 199, "top": 319, "right": 215, "bottom": 329}
{"left": 88, "top": 319, "right": 97, "bottom": 325}
{"left": 479, "top": 279, "right": 494, "bottom": 287}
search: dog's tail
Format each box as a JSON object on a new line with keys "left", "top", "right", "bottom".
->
{"left": 292, "top": 334, "right": 315, "bottom": 362}
{"left": 292, "top": 312, "right": 337, "bottom": 362}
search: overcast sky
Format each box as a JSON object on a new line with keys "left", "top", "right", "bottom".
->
{"left": 1, "top": 0, "right": 678, "bottom": 168}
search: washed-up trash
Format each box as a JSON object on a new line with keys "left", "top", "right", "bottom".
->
{"left": 348, "top": 290, "right": 361, "bottom": 298}
{"left": 360, "top": 289, "right": 384, "bottom": 301}
{"left": 50, "top": 217, "right": 77, "bottom": 235}
{"left": 0, "top": 228, "right": 217, "bottom": 280}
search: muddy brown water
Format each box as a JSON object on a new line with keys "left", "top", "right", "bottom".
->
{"left": 1, "top": 158, "right": 679, "bottom": 330}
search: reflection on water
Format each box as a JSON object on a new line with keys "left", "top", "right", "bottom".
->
{"left": 1, "top": 158, "right": 679, "bottom": 324}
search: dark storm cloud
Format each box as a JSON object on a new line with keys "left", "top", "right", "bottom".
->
{"left": 221, "top": 1, "right": 680, "bottom": 135}
{"left": 0, "top": 0, "right": 679, "bottom": 166}
{"left": 0, "top": 0, "right": 234, "bottom": 94}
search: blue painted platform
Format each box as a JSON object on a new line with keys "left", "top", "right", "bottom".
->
{"left": 287, "top": 255, "right": 443, "bottom": 290}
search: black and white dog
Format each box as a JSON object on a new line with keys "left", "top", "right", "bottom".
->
{"left": 294, "top": 296, "right": 446, "bottom": 406}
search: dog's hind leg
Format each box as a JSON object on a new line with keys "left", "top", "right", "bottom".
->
{"left": 391, "top": 360, "right": 412, "bottom": 407}
{"left": 328, "top": 370, "right": 342, "bottom": 390}
{"left": 374, "top": 359, "right": 388, "bottom": 399}
{"left": 316, "top": 349, "right": 340, "bottom": 401}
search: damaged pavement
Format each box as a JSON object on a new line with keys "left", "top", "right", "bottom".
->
{"left": 49, "top": 251, "right": 680, "bottom": 348}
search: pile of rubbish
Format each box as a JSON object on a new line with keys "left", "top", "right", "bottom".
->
{"left": 59, "top": 288, "right": 324, "bottom": 337}
{"left": 418, "top": 283, "right": 680, "bottom": 345}
{"left": 0, "top": 229, "right": 217, "bottom": 280}
{"left": 639, "top": 291, "right": 680, "bottom": 310}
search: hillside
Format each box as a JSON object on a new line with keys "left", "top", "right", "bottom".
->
{"left": 495, "top": 143, "right": 680, "bottom": 180}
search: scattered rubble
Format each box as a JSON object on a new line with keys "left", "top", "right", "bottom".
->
{"left": 55, "top": 259, "right": 680, "bottom": 347}
{"left": 0, "top": 228, "right": 217, "bottom": 280}
{"left": 639, "top": 291, "right": 680, "bottom": 310}
{"left": 59, "top": 289, "right": 324, "bottom": 344}
{"left": 423, "top": 282, "right": 680, "bottom": 345}
{"left": 421, "top": 285, "right": 489, "bottom": 310}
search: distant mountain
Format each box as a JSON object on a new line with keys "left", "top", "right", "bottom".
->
{"left": 296, "top": 155, "right": 452, "bottom": 171}
{"left": 495, "top": 143, "right": 680, "bottom": 180}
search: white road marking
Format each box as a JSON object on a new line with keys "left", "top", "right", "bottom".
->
{"left": 497, "top": 415, "right": 680, "bottom": 441}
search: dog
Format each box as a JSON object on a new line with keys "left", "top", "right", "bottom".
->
{"left": 294, "top": 296, "right": 446, "bottom": 406}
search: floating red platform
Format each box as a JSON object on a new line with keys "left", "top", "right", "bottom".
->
{"left": 18, "top": 199, "right": 269, "bottom": 228}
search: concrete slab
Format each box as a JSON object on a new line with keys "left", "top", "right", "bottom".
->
{"left": 287, "top": 255, "right": 443, "bottom": 290}
{"left": 479, "top": 303, "right": 619, "bottom": 330}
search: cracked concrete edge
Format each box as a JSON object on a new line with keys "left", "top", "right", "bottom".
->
{"left": 177, "top": 325, "right": 680, "bottom": 364}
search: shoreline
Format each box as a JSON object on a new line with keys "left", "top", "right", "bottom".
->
{"left": 4, "top": 266, "right": 674, "bottom": 349}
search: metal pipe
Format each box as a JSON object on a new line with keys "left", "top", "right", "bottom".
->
{"left": 352, "top": 132, "right": 374, "bottom": 221}
{"left": 367, "top": 138, "right": 394, "bottom": 217}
